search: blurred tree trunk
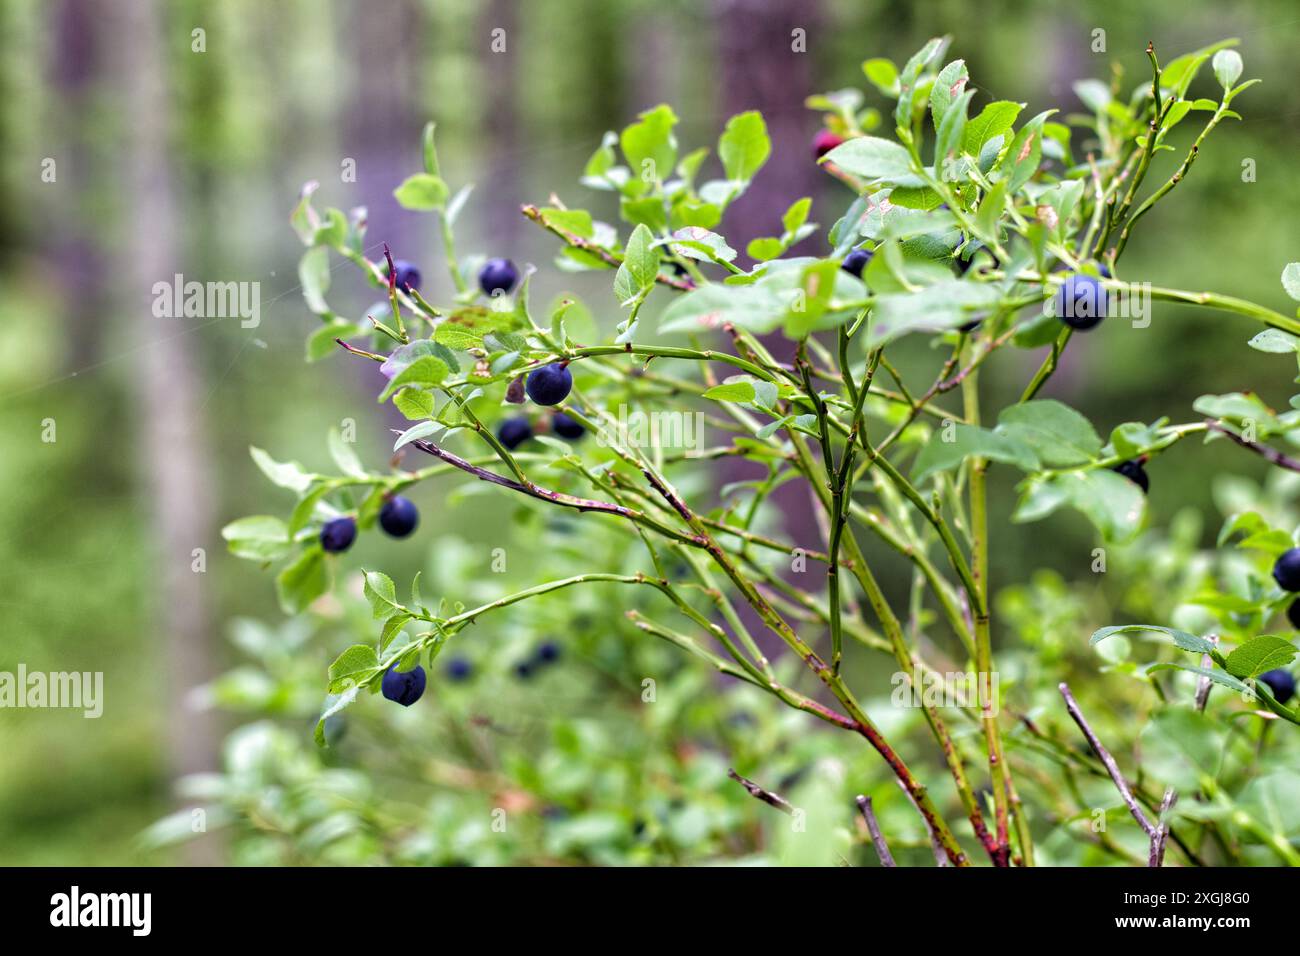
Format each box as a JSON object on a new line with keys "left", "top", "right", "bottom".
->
{"left": 49, "top": 0, "right": 107, "bottom": 373}
{"left": 712, "top": 0, "right": 821, "bottom": 258}
{"left": 113, "top": 0, "right": 221, "bottom": 865}
{"left": 479, "top": 0, "right": 520, "bottom": 245}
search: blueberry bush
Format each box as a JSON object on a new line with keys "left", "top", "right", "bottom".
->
{"left": 210, "top": 36, "right": 1300, "bottom": 866}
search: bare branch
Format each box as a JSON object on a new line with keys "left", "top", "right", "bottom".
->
{"left": 855, "top": 795, "right": 897, "bottom": 867}
{"left": 1148, "top": 788, "right": 1178, "bottom": 867}
{"left": 728, "top": 769, "right": 794, "bottom": 815}
{"left": 1204, "top": 420, "right": 1300, "bottom": 474}
{"left": 1059, "top": 682, "right": 1156, "bottom": 837}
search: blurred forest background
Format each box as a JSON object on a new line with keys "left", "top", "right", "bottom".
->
{"left": 1, "top": 0, "right": 1299, "bottom": 865}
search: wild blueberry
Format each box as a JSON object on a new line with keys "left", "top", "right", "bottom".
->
{"left": 1287, "top": 599, "right": 1300, "bottom": 630}
{"left": 498, "top": 416, "right": 533, "bottom": 450}
{"left": 1258, "top": 668, "right": 1296, "bottom": 705}
{"left": 381, "top": 664, "right": 427, "bottom": 706}
{"left": 525, "top": 363, "right": 573, "bottom": 406}
{"left": 552, "top": 412, "right": 584, "bottom": 440}
{"left": 812, "top": 129, "right": 845, "bottom": 160}
{"left": 1273, "top": 548, "right": 1300, "bottom": 591}
{"left": 379, "top": 496, "right": 419, "bottom": 538}
{"left": 319, "top": 516, "right": 357, "bottom": 553}
{"left": 445, "top": 656, "right": 473, "bottom": 682}
{"left": 536, "top": 641, "right": 561, "bottom": 664}
{"left": 479, "top": 258, "right": 519, "bottom": 297}
{"left": 841, "top": 248, "right": 872, "bottom": 278}
{"left": 513, "top": 660, "right": 534, "bottom": 680}
{"left": 1054, "top": 272, "right": 1107, "bottom": 330}
{"left": 391, "top": 259, "right": 421, "bottom": 292}
{"left": 1113, "top": 460, "right": 1149, "bottom": 494}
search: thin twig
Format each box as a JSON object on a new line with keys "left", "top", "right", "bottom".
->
{"left": 1195, "top": 634, "right": 1220, "bottom": 712}
{"left": 728, "top": 769, "right": 794, "bottom": 815}
{"left": 1058, "top": 682, "right": 1156, "bottom": 837}
{"left": 1148, "top": 788, "right": 1178, "bottom": 867}
{"left": 896, "top": 780, "right": 950, "bottom": 867}
{"left": 855, "top": 795, "right": 897, "bottom": 867}
{"left": 1204, "top": 420, "right": 1300, "bottom": 474}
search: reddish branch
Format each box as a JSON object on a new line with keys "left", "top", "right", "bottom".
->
{"left": 1205, "top": 419, "right": 1300, "bottom": 474}
{"left": 728, "top": 769, "right": 794, "bottom": 815}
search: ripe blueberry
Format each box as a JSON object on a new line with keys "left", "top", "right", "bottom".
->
{"left": 379, "top": 496, "right": 419, "bottom": 538}
{"left": 552, "top": 412, "right": 584, "bottom": 440}
{"left": 525, "top": 363, "right": 573, "bottom": 406}
{"left": 478, "top": 258, "right": 519, "bottom": 297}
{"left": 1287, "top": 599, "right": 1300, "bottom": 630}
{"left": 319, "top": 516, "right": 357, "bottom": 553}
{"left": 536, "top": 641, "right": 561, "bottom": 664}
{"left": 1273, "top": 548, "right": 1300, "bottom": 591}
{"left": 445, "top": 657, "right": 473, "bottom": 682}
{"left": 1054, "top": 272, "right": 1107, "bottom": 330}
{"left": 812, "top": 129, "right": 845, "bottom": 160}
{"left": 1258, "top": 668, "right": 1296, "bottom": 705}
{"left": 381, "top": 664, "right": 427, "bottom": 706}
{"left": 497, "top": 416, "right": 533, "bottom": 450}
{"left": 391, "top": 259, "right": 421, "bottom": 292}
{"left": 513, "top": 660, "right": 534, "bottom": 680}
{"left": 1113, "top": 460, "right": 1149, "bottom": 494}
{"left": 842, "top": 248, "right": 872, "bottom": 278}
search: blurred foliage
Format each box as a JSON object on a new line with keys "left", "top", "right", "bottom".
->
{"left": 3, "top": 0, "right": 1300, "bottom": 864}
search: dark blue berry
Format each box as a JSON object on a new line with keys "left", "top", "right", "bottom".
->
{"left": 381, "top": 664, "right": 427, "bottom": 706}
{"left": 319, "top": 516, "right": 357, "bottom": 553}
{"left": 841, "top": 248, "right": 872, "bottom": 278}
{"left": 379, "top": 496, "right": 419, "bottom": 538}
{"left": 552, "top": 413, "right": 584, "bottom": 440}
{"left": 497, "top": 416, "right": 532, "bottom": 450}
{"left": 445, "top": 657, "right": 473, "bottom": 682}
{"left": 1258, "top": 669, "right": 1296, "bottom": 705}
{"left": 1097, "top": 263, "right": 1112, "bottom": 279}
{"left": 1054, "top": 272, "right": 1107, "bottom": 330}
{"left": 536, "top": 641, "right": 561, "bottom": 664}
{"left": 391, "top": 259, "right": 421, "bottom": 292}
{"left": 525, "top": 363, "right": 573, "bottom": 406}
{"left": 1113, "top": 460, "right": 1149, "bottom": 494}
{"left": 513, "top": 660, "right": 534, "bottom": 680}
{"left": 1274, "top": 548, "right": 1300, "bottom": 591}
{"left": 479, "top": 258, "right": 519, "bottom": 296}
{"left": 1287, "top": 599, "right": 1300, "bottom": 630}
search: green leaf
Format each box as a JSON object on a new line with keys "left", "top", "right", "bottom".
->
{"left": 702, "top": 380, "right": 757, "bottom": 403}
{"left": 314, "top": 687, "right": 360, "bottom": 747}
{"left": 895, "top": 37, "right": 948, "bottom": 129}
{"left": 866, "top": 279, "right": 1001, "bottom": 347}
{"left": 613, "top": 223, "right": 658, "bottom": 306}
{"left": 393, "top": 173, "right": 449, "bottom": 211}
{"left": 620, "top": 104, "right": 678, "bottom": 185}
{"left": 1139, "top": 707, "right": 1225, "bottom": 792}
{"left": 1225, "top": 635, "right": 1297, "bottom": 679}
{"left": 328, "top": 644, "right": 379, "bottom": 692}
{"left": 1089, "top": 624, "right": 1217, "bottom": 656}
{"left": 221, "top": 516, "right": 291, "bottom": 562}
{"left": 393, "top": 388, "right": 435, "bottom": 420}
{"left": 1147, "top": 662, "right": 1251, "bottom": 695}
{"left": 782, "top": 197, "right": 812, "bottom": 234}
{"left": 996, "top": 400, "right": 1101, "bottom": 467}
{"left": 929, "top": 59, "right": 968, "bottom": 128}
{"left": 1282, "top": 263, "right": 1300, "bottom": 302}
{"left": 276, "top": 546, "right": 330, "bottom": 614}
{"left": 421, "top": 121, "right": 441, "bottom": 177}
{"left": 717, "top": 111, "right": 771, "bottom": 183}
{"left": 250, "top": 447, "right": 314, "bottom": 493}
{"left": 664, "top": 227, "right": 736, "bottom": 263}
{"left": 378, "top": 356, "right": 449, "bottom": 402}
{"left": 963, "top": 101, "right": 1023, "bottom": 159}
{"left": 862, "top": 57, "right": 900, "bottom": 96}
{"left": 328, "top": 428, "right": 366, "bottom": 478}
{"left": 363, "top": 570, "right": 404, "bottom": 620}
{"left": 998, "top": 111, "right": 1053, "bottom": 193}
{"left": 1248, "top": 329, "right": 1300, "bottom": 354}
{"left": 911, "top": 424, "right": 1039, "bottom": 484}
{"left": 821, "top": 136, "right": 914, "bottom": 184}
{"left": 299, "top": 246, "right": 331, "bottom": 315}
{"left": 1212, "top": 49, "right": 1243, "bottom": 89}
{"left": 1014, "top": 469, "right": 1145, "bottom": 541}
